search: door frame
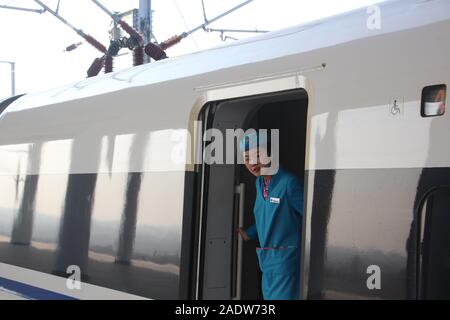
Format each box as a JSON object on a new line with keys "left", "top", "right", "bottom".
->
{"left": 416, "top": 186, "right": 450, "bottom": 299}
{"left": 179, "top": 72, "right": 312, "bottom": 299}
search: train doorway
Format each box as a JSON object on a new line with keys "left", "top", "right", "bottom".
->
{"left": 196, "top": 89, "right": 308, "bottom": 299}
{"left": 418, "top": 188, "right": 450, "bottom": 299}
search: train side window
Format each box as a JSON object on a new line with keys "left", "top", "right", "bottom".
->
{"left": 421, "top": 84, "right": 446, "bottom": 117}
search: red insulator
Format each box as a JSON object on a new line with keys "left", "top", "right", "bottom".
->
{"left": 160, "top": 35, "right": 183, "bottom": 51}
{"left": 144, "top": 42, "right": 167, "bottom": 61}
{"left": 133, "top": 46, "right": 144, "bottom": 66}
{"left": 65, "top": 42, "right": 82, "bottom": 52}
{"left": 104, "top": 55, "right": 113, "bottom": 73}
{"left": 119, "top": 20, "right": 143, "bottom": 44}
{"left": 84, "top": 34, "right": 108, "bottom": 54}
{"left": 87, "top": 57, "right": 104, "bottom": 78}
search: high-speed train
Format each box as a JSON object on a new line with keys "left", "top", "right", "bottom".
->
{"left": 0, "top": 0, "right": 449, "bottom": 300}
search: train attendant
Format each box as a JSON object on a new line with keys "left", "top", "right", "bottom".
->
{"left": 237, "top": 132, "right": 304, "bottom": 300}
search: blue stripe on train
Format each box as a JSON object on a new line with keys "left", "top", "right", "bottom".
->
{"left": 0, "top": 276, "right": 77, "bottom": 300}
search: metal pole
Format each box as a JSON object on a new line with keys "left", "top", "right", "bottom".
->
{"left": 11, "top": 62, "right": 15, "bottom": 96}
{"left": 0, "top": 4, "right": 45, "bottom": 14}
{"left": 232, "top": 183, "right": 245, "bottom": 300}
{"left": 0, "top": 61, "right": 15, "bottom": 96}
{"left": 139, "top": 0, "right": 151, "bottom": 63}
{"left": 139, "top": 0, "right": 151, "bottom": 43}
{"left": 90, "top": 0, "right": 117, "bottom": 21}
{"left": 205, "top": 27, "right": 269, "bottom": 34}
{"left": 186, "top": 0, "right": 254, "bottom": 36}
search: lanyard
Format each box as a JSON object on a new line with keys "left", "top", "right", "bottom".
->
{"left": 263, "top": 176, "right": 271, "bottom": 200}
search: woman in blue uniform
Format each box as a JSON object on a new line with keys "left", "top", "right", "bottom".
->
{"left": 238, "top": 132, "right": 304, "bottom": 300}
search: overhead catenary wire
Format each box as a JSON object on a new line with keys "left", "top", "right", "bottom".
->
{"left": 186, "top": 0, "right": 255, "bottom": 37}
{"left": 201, "top": 0, "right": 208, "bottom": 23}
{"left": 205, "top": 27, "right": 269, "bottom": 37}
{"left": 172, "top": 0, "right": 200, "bottom": 50}
{"left": 1, "top": 0, "right": 16, "bottom": 6}
{"left": 200, "top": 0, "right": 269, "bottom": 41}
{"left": 0, "top": 0, "right": 45, "bottom": 14}
{"left": 158, "top": 0, "right": 255, "bottom": 50}
{"left": 34, "top": 0, "right": 107, "bottom": 54}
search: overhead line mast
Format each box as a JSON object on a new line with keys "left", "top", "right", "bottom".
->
{"left": 90, "top": 0, "right": 146, "bottom": 66}
{"left": 28, "top": 0, "right": 263, "bottom": 79}
{"left": 90, "top": 0, "right": 168, "bottom": 65}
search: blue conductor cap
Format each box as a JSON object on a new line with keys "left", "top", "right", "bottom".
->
{"left": 239, "top": 132, "right": 268, "bottom": 152}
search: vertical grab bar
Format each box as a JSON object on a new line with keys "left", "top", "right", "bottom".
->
{"left": 417, "top": 199, "right": 428, "bottom": 299}
{"left": 233, "top": 183, "right": 245, "bottom": 300}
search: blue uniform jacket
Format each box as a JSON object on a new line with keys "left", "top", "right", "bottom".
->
{"left": 246, "top": 167, "right": 304, "bottom": 274}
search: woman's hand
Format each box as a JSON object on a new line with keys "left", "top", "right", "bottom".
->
{"left": 237, "top": 228, "right": 250, "bottom": 241}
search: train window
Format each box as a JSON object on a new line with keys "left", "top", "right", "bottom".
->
{"left": 421, "top": 84, "right": 446, "bottom": 117}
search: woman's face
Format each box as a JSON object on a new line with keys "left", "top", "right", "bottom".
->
{"left": 243, "top": 148, "right": 271, "bottom": 177}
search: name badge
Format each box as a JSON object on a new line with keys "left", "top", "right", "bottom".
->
{"left": 270, "top": 197, "right": 280, "bottom": 204}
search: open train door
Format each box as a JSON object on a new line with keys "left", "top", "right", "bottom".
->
{"left": 193, "top": 88, "right": 308, "bottom": 300}
{"left": 418, "top": 187, "right": 450, "bottom": 299}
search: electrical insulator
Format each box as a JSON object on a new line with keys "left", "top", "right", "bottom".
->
{"left": 87, "top": 57, "right": 104, "bottom": 78}
{"left": 85, "top": 35, "right": 108, "bottom": 54}
{"left": 104, "top": 55, "right": 113, "bottom": 73}
{"left": 118, "top": 20, "right": 143, "bottom": 45}
{"left": 126, "top": 36, "right": 140, "bottom": 51}
{"left": 160, "top": 35, "right": 183, "bottom": 51}
{"left": 64, "top": 42, "right": 83, "bottom": 52}
{"left": 108, "top": 41, "right": 121, "bottom": 56}
{"left": 144, "top": 42, "right": 167, "bottom": 61}
{"left": 133, "top": 47, "right": 144, "bottom": 66}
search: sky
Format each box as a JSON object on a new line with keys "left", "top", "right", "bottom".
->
{"left": 0, "top": 0, "right": 387, "bottom": 99}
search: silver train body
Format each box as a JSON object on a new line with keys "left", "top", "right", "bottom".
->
{"left": 0, "top": 0, "right": 449, "bottom": 299}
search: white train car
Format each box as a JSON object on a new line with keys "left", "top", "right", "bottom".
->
{"left": 0, "top": 0, "right": 449, "bottom": 300}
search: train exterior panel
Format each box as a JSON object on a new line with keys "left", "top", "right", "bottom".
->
{"left": 0, "top": 0, "right": 449, "bottom": 299}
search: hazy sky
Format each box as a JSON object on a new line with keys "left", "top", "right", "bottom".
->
{"left": 0, "top": 0, "right": 386, "bottom": 99}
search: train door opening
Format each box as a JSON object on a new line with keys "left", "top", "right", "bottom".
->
{"left": 197, "top": 89, "right": 308, "bottom": 300}
{"left": 418, "top": 188, "right": 450, "bottom": 299}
